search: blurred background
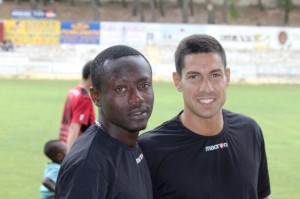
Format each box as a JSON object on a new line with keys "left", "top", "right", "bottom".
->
{"left": 0, "top": 0, "right": 300, "bottom": 83}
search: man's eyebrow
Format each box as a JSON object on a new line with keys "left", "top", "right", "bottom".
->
{"left": 186, "top": 70, "right": 200, "bottom": 75}
{"left": 210, "top": 69, "right": 223, "bottom": 73}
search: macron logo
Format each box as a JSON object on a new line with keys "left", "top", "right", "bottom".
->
{"left": 136, "top": 153, "right": 144, "bottom": 164}
{"left": 205, "top": 142, "right": 228, "bottom": 152}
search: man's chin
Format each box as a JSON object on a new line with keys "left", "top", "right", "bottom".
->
{"left": 127, "top": 124, "right": 147, "bottom": 133}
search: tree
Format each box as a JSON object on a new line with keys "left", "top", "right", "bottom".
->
{"left": 132, "top": 0, "right": 144, "bottom": 22}
{"left": 150, "top": 0, "right": 157, "bottom": 22}
{"left": 257, "top": 0, "right": 265, "bottom": 11}
{"left": 222, "top": 0, "right": 228, "bottom": 23}
{"left": 206, "top": 0, "right": 215, "bottom": 24}
{"left": 277, "top": 0, "right": 293, "bottom": 25}
{"left": 15, "top": 0, "right": 36, "bottom": 9}
{"left": 149, "top": 0, "right": 193, "bottom": 23}
{"left": 91, "top": 0, "right": 100, "bottom": 20}
{"left": 228, "top": 0, "right": 240, "bottom": 21}
{"left": 181, "top": 0, "right": 189, "bottom": 23}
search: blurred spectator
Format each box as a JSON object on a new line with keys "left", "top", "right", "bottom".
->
{"left": 0, "top": 40, "right": 14, "bottom": 51}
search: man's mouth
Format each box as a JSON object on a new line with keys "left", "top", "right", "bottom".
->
{"left": 197, "top": 98, "right": 214, "bottom": 104}
{"left": 128, "top": 107, "right": 149, "bottom": 120}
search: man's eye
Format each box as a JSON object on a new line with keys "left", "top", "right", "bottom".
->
{"left": 212, "top": 73, "right": 221, "bottom": 78}
{"left": 115, "top": 87, "right": 126, "bottom": 93}
{"left": 141, "top": 83, "right": 150, "bottom": 89}
{"left": 189, "top": 75, "right": 198, "bottom": 79}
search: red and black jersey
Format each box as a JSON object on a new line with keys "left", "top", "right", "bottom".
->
{"left": 59, "top": 86, "right": 95, "bottom": 143}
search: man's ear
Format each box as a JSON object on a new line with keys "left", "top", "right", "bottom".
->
{"left": 172, "top": 72, "right": 182, "bottom": 92}
{"left": 90, "top": 87, "right": 101, "bottom": 107}
{"left": 225, "top": 67, "right": 231, "bottom": 87}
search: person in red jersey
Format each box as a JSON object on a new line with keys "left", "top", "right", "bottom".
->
{"left": 59, "top": 61, "right": 95, "bottom": 151}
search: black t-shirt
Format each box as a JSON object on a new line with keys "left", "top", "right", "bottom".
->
{"left": 138, "top": 109, "right": 270, "bottom": 199}
{"left": 56, "top": 124, "right": 153, "bottom": 199}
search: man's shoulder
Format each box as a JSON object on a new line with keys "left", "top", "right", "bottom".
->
{"left": 46, "top": 162, "right": 60, "bottom": 170}
{"left": 68, "top": 87, "right": 93, "bottom": 106}
{"left": 223, "top": 109, "right": 263, "bottom": 140}
{"left": 62, "top": 126, "right": 112, "bottom": 170}
{"left": 223, "top": 109, "right": 258, "bottom": 126}
{"left": 138, "top": 115, "right": 185, "bottom": 153}
{"left": 139, "top": 116, "right": 179, "bottom": 140}
{"left": 68, "top": 86, "right": 90, "bottom": 97}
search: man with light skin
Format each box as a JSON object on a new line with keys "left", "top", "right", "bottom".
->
{"left": 138, "top": 34, "right": 271, "bottom": 199}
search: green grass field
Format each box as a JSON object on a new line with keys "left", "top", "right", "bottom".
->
{"left": 0, "top": 78, "right": 299, "bottom": 198}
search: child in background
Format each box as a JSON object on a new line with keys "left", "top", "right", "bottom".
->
{"left": 40, "top": 140, "right": 67, "bottom": 199}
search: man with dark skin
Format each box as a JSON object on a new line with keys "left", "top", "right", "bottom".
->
{"left": 55, "top": 45, "right": 154, "bottom": 199}
{"left": 40, "top": 140, "right": 67, "bottom": 199}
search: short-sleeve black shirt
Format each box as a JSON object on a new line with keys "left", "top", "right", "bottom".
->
{"left": 138, "top": 109, "right": 270, "bottom": 199}
{"left": 56, "top": 124, "right": 153, "bottom": 199}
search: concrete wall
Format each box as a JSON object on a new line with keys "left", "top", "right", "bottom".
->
{"left": 1, "top": 22, "right": 300, "bottom": 84}
{"left": 1, "top": 43, "right": 299, "bottom": 84}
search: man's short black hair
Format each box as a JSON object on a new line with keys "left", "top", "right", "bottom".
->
{"left": 175, "top": 34, "right": 227, "bottom": 77}
{"left": 82, "top": 60, "right": 92, "bottom": 80}
{"left": 90, "top": 45, "right": 150, "bottom": 90}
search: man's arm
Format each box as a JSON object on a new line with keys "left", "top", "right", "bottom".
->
{"left": 263, "top": 196, "right": 271, "bottom": 199}
{"left": 66, "top": 122, "right": 81, "bottom": 151}
{"left": 42, "top": 177, "right": 55, "bottom": 192}
{"left": 56, "top": 162, "right": 109, "bottom": 199}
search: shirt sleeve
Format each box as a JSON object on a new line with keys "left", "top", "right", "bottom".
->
{"left": 55, "top": 162, "right": 110, "bottom": 199}
{"left": 257, "top": 131, "right": 271, "bottom": 198}
{"left": 45, "top": 167, "right": 60, "bottom": 184}
{"left": 71, "top": 96, "right": 93, "bottom": 125}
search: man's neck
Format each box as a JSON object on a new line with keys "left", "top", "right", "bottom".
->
{"left": 180, "top": 111, "right": 224, "bottom": 136}
{"left": 79, "top": 79, "right": 90, "bottom": 92}
{"left": 96, "top": 120, "right": 138, "bottom": 147}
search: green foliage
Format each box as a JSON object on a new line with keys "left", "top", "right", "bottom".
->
{"left": 277, "top": 0, "right": 293, "bottom": 10}
{"left": 0, "top": 79, "right": 300, "bottom": 198}
{"left": 229, "top": 0, "right": 240, "bottom": 20}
